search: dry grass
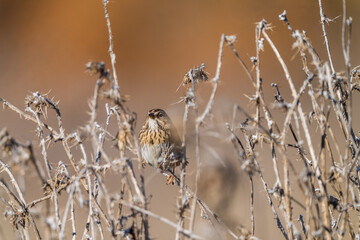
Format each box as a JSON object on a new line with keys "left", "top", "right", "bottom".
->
{"left": 0, "top": 0, "right": 360, "bottom": 239}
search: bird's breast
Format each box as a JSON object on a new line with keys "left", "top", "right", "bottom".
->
{"left": 139, "top": 128, "right": 168, "bottom": 145}
{"left": 141, "top": 143, "right": 165, "bottom": 168}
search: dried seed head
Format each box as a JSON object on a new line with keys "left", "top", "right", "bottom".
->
{"left": 0, "top": 128, "right": 31, "bottom": 165}
{"left": 237, "top": 225, "right": 251, "bottom": 238}
{"left": 224, "top": 35, "right": 237, "bottom": 44}
{"left": 45, "top": 161, "right": 70, "bottom": 194}
{"left": 117, "top": 126, "right": 129, "bottom": 153}
{"left": 102, "top": 88, "right": 129, "bottom": 103}
{"left": 250, "top": 56, "right": 257, "bottom": 65}
{"left": 279, "top": 10, "right": 287, "bottom": 22}
{"left": 25, "top": 92, "right": 51, "bottom": 117}
{"left": 328, "top": 195, "right": 340, "bottom": 210}
{"left": 328, "top": 167, "right": 343, "bottom": 184}
{"left": 126, "top": 111, "right": 137, "bottom": 127}
{"left": 241, "top": 158, "right": 258, "bottom": 177}
{"left": 182, "top": 63, "right": 208, "bottom": 87}
{"left": 352, "top": 69, "right": 360, "bottom": 80}
{"left": 6, "top": 204, "right": 28, "bottom": 230}
{"left": 0, "top": 128, "right": 16, "bottom": 156}
{"left": 86, "top": 61, "right": 105, "bottom": 75}
{"left": 86, "top": 61, "right": 111, "bottom": 81}
{"left": 271, "top": 83, "right": 284, "bottom": 103}
{"left": 257, "top": 19, "right": 268, "bottom": 31}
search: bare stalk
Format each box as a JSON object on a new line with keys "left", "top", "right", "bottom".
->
{"left": 102, "top": 0, "right": 120, "bottom": 92}
{"left": 189, "top": 34, "right": 225, "bottom": 235}
{"left": 26, "top": 107, "right": 61, "bottom": 234}
{"left": 318, "top": 0, "right": 336, "bottom": 74}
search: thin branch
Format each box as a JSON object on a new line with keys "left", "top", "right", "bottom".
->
{"left": 120, "top": 200, "right": 206, "bottom": 240}
{"left": 318, "top": 0, "right": 336, "bottom": 74}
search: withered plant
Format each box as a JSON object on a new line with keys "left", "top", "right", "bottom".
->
{"left": 0, "top": 0, "right": 359, "bottom": 239}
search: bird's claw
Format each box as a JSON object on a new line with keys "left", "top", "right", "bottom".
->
{"left": 166, "top": 175, "right": 175, "bottom": 185}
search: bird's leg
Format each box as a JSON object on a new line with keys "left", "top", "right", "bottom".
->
{"left": 166, "top": 175, "right": 175, "bottom": 185}
{"left": 166, "top": 167, "right": 176, "bottom": 185}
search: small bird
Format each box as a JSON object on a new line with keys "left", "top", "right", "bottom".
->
{"left": 139, "top": 109, "right": 184, "bottom": 184}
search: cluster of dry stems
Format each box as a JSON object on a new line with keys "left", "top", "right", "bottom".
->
{"left": 1, "top": 0, "right": 360, "bottom": 239}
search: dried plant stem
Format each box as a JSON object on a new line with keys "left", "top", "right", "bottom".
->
{"left": 63, "top": 133, "right": 112, "bottom": 236}
{"left": 125, "top": 159, "right": 145, "bottom": 203}
{"left": 225, "top": 37, "right": 256, "bottom": 87}
{"left": 254, "top": 24, "right": 262, "bottom": 139}
{"left": 28, "top": 145, "right": 47, "bottom": 185}
{"left": 341, "top": 0, "right": 351, "bottom": 72}
{"left": 262, "top": 27, "right": 319, "bottom": 164}
{"left": 71, "top": 199, "right": 76, "bottom": 240}
{"left": 1, "top": 1, "right": 358, "bottom": 239}
{"left": 0, "top": 180, "right": 30, "bottom": 239}
{"left": 189, "top": 34, "right": 225, "bottom": 236}
{"left": 120, "top": 200, "right": 206, "bottom": 240}
{"left": 318, "top": 0, "right": 336, "bottom": 74}
{"left": 172, "top": 170, "right": 242, "bottom": 239}
{"left": 113, "top": 107, "right": 150, "bottom": 239}
{"left": 26, "top": 107, "right": 61, "bottom": 234}
{"left": 262, "top": 26, "right": 334, "bottom": 238}
{"left": 257, "top": 152, "right": 289, "bottom": 240}
{"left": 0, "top": 160, "right": 26, "bottom": 204}
{"left": 188, "top": 70, "right": 199, "bottom": 236}
{"left": 176, "top": 89, "right": 192, "bottom": 240}
{"left": 225, "top": 36, "right": 280, "bottom": 135}
{"left": 59, "top": 174, "right": 81, "bottom": 240}
{"left": 73, "top": 133, "right": 95, "bottom": 237}
{"left": 89, "top": 79, "right": 103, "bottom": 128}
{"left": 102, "top": 0, "right": 120, "bottom": 92}
{"left": 93, "top": 104, "right": 113, "bottom": 201}
{"left": 261, "top": 30, "right": 296, "bottom": 98}
{"left": 196, "top": 34, "right": 225, "bottom": 125}
{"left": 340, "top": 148, "right": 360, "bottom": 239}
{"left": 341, "top": 0, "right": 354, "bottom": 168}
{"left": 0, "top": 161, "right": 41, "bottom": 239}
{"left": 234, "top": 104, "right": 289, "bottom": 239}
{"left": 249, "top": 176, "right": 255, "bottom": 236}
{"left": 0, "top": 97, "right": 59, "bottom": 136}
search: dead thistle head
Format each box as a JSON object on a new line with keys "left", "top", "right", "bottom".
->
{"left": 25, "top": 91, "right": 53, "bottom": 118}
{"left": 86, "top": 61, "right": 111, "bottom": 81}
{"left": 180, "top": 63, "right": 208, "bottom": 89}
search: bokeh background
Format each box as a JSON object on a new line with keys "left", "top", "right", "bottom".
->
{"left": 0, "top": 0, "right": 359, "bottom": 239}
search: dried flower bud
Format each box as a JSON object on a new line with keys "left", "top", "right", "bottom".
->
{"left": 45, "top": 161, "right": 70, "bottom": 194}
{"left": 182, "top": 63, "right": 208, "bottom": 86}
{"left": 116, "top": 126, "right": 129, "bottom": 153}
{"left": 86, "top": 61, "right": 105, "bottom": 75}
{"left": 250, "top": 56, "right": 257, "bottom": 64}
{"left": 86, "top": 61, "right": 111, "bottom": 81}
{"left": 257, "top": 19, "right": 268, "bottom": 31}
{"left": 6, "top": 204, "right": 27, "bottom": 230}
{"left": 225, "top": 35, "right": 237, "bottom": 44}
{"left": 25, "top": 92, "right": 51, "bottom": 117}
{"left": 279, "top": 10, "right": 287, "bottom": 22}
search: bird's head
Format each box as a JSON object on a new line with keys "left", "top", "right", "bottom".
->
{"left": 146, "top": 109, "right": 171, "bottom": 131}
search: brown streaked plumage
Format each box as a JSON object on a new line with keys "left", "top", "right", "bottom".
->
{"left": 139, "top": 109, "right": 184, "bottom": 184}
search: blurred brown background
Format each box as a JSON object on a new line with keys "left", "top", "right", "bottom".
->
{"left": 0, "top": 0, "right": 359, "bottom": 239}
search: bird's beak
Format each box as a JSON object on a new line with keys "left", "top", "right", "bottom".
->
{"left": 148, "top": 112, "right": 155, "bottom": 119}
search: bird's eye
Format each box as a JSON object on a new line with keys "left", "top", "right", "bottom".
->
{"left": 157, "top": 112, "right": 163, "bottom": 117}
